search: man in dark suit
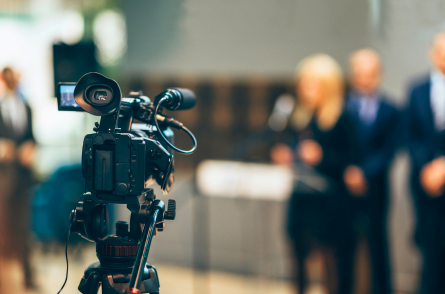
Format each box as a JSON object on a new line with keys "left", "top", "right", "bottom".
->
{"left": 408, "top": 32, "right": 445, "bottom": 294}
{"left": 0, "top": 67, "right": 35, "bottom": 289}
{"left": 342, "top": 49, "right": 400, "bottom": 294}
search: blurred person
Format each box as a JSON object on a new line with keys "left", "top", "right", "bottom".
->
{"left": 407, "top": 32, "right": 445, "bottom": 294}
{"left": 271, "top": 54, "right": 356, "bottom": 294}
{"left": 0, "top": 67, "right": 36, "bottom": 289}
{"left": 342, "top": 48, "right": 400, "bottom": 294}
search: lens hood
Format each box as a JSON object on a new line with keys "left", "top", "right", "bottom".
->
{"left": 74, "top": 72, "right": 122, "bottom": 116}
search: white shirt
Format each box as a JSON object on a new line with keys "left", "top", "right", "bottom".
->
{"left": 0, "top": 91, "right": 27, "bottom": 138}
{"left": 430, "top": 70, "right": 445, "bottom": 131}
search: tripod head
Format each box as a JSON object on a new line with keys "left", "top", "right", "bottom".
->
{"left": 57, "top": 72, "right": 197, "bottom": 294}
{"left": 71, "top": 189, "right": 175, "bottom": 294}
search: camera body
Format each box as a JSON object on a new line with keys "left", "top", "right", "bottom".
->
{"left": 82, "top": 128, "right": 173, "bottom": 200}
{"left": 58, "top": 72, "right": 196, "bottom": 202}
{"left": 81, "top": 95, "right": 175, "bottom": 202}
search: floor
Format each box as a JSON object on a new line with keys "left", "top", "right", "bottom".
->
{"left": 0, "top": 244, "right": 299, "bottom": 294}
{"left": 0, "top": 243, "right": 414, "bottom": 294}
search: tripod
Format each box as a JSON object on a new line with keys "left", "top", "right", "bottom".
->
{"left": 70, "top": 188, "right": 176, "bottom": 294}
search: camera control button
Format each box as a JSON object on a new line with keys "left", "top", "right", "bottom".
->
{"left": 94, "top": 135, "right": 104, "bottom": 144}
{"left": 148, "top": 150, "right": 156, "bottom": 160}
{"left": 117, "top": 183, "right": 128, "bottom": 194}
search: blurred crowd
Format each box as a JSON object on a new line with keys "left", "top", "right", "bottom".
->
{"left": 275, "top": 31, "right": 445, "bottom": 294}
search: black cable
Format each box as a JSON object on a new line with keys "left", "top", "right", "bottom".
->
{"left": 154, "top": 98, "right": 197, "bottom": 154}
{"left": 57, "top": 224, "right": 71, "bottom": 294}
{"left": 57, "top": 194, "right": 83, "bottom": 294}
{"left": 181, "top": 125, "right": 198, "bottom": 153}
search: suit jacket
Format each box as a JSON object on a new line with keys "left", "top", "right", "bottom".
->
{"left": 346, "top": 93, "right": 401, "bottom": 181}
{"left": 0, "top": 99, "right": 34, "bottom": 145}
{"left": 407, "top": 77, "right": 445, "bottom": 200}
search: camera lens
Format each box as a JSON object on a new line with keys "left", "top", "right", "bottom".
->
{"left": 86, "top": 87, "right": 113, "bottom": 106}
{"left": 94, "top": 91, "right": 108, "bottom": 101}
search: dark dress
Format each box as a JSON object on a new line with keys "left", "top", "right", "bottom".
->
{"left": 407, "top": 77, "right": 445, "bottom": 294}
{"left": 284, "top": 110, "right": 356, "bottom": 294}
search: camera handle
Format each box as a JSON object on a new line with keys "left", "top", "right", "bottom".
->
{"left": 126, "top": 204, "right": 161, "bottom": 294}
{"left": 126, "top": 198, "right": 176, "bottom": 294}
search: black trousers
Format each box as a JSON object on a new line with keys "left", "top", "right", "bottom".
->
{"left": 338, "top": 178, "right": 391, "bottom": 294}
{"left": 0, "top": 163, "right": 34, "bottom": 288}
{"left": 412, "top": 186, "right": 445, "bottom": 294}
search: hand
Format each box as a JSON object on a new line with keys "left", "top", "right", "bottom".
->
{"left": 271, "top": 143, "right": 294, "bottom": 167}
{"left": 298, "top": 140, "right": 323, "bottom": 166}
{"left": 17, "top": 140, "right": 35, "bottom": 168}
{"left": 344, "top": 165, "right": 368, "bottom": 197}
{"left": 420, "top": 157, "right": 445, "bottom": 197}
{"left": 0, "top": 139, "right": 16, "bottom": 163}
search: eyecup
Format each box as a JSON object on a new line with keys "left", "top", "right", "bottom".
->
{"left": 74, "top": 72, "right": 122, "bottom": 116}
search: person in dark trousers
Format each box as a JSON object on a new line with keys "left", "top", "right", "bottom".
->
{"left": 271, "top": 54, "right": 356, "bottom": 294}
{"left": 0, "top": 67, "right": 36, "bottom": 289}
{"left": 341, "top": 48, "right": 400, "bottom": 294}
{"left": 407, "top": 32, "right": 445, "bottom": 294}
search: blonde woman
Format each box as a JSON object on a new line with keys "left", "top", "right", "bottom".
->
{"left": 271, "top": 54, "right": 356, "bottom": 294}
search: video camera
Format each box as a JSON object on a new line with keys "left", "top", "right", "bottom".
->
{"left": 58, "top": 73, "right": 196, "bottom": 197}
{"left": 57, "top": 72, "right": 197, "bottom": 294}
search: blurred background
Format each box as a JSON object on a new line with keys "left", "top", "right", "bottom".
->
{"left": 0, "top": 0, "right": 443, "bottom": 293}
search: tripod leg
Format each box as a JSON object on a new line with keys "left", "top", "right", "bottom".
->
{"left": 78, "top": 272, "right": 101, "bottom": 294}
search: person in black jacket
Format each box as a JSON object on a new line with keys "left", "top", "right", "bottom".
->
{"left": 341, "top": 49, "right": 400, "bottom": 294}
{"left": 0, "top": 67, "right": 36, "bottom": 289}
{"left": 407, "top": 32, "right": 445, "bottom": 294}
{"left": 271, "top": 54, "right": 356, "bottom": 294}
